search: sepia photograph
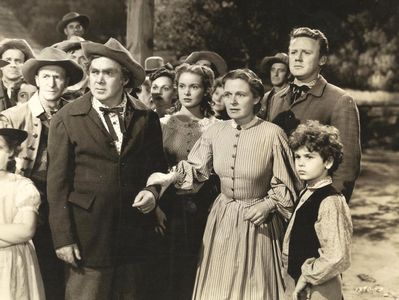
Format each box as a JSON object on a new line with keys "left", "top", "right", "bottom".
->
{"left": 0, "top": 0, "right": 398, "bottom": 299}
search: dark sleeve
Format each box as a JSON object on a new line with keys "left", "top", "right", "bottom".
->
{"left": 47, "top": 114, "right": 76, "bottom": 249}
{"left": 330, "top": 94, "right": 361, "bottom": 202}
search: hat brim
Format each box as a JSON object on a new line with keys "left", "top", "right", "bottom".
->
{"left": 82, "top": 42, "right": 145, "bottom": 88}
{"left": 0, "top": 128, "right": 28, "bottom": 145}
{"left": 22, "top": 58, "right": 84, "bottom": 87}
{"left": 57, "top": 15, "right": 90, "bottom": 34}
{"left": 0, "top": 40, "right": 35, "bottom": 60}
{"left": 185, "top": 52, "right": 227, "bottom": 76}
{"left": 260, "top": 57, "right": 288, "bottom": 73}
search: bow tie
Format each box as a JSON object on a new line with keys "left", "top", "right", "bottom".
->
{"left": 99, "top": 106, "right": 126, "bottom": 141}
{"left": 99, "top": 106, "right": 124, "bottom": 114}
{"left": 290, "top": 84, "right": 310, "bottom": 103}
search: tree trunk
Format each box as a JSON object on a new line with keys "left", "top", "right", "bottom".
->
{"left": 126, "top": 0, "right": 154, "bottom": 65}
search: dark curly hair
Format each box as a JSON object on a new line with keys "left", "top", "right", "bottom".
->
{"left": 288, "top": 120, "right": 343, "bottom": 174}
{"left": 175, "top": 63, "right": 214, "bottom": 117}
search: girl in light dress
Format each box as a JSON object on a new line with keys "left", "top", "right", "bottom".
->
{"left": 0, "top": 128, "right": 45, "bottom": 300}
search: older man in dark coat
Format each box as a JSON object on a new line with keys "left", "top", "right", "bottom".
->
{"left": 47, "top": 38, "right": 167, "bottom": 300}
{"left": 268, "top": 27, "right": 361, "bottom": 202}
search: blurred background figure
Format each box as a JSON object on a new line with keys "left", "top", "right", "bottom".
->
{"left": 52, "top": 36, "right": 89, "bottom": 101}
{"left": 185, "top": 50, "right": 228, "bottom": 77}
{"left": 210, "top": 77, "right": 229, "bottom": 120}
{"left": 16, "top": 81, "right": 37, "bottom": 105}
{"left": 0, "top": 39, "right": 35, "bottom": 111}
{"left": 258, "top": 52, "right": 290, "bottom": 120}
{"left": 149, "top": 63, "right": 177, "bottom": 118}
{"left": 56, "top": 12, "right": 90, "bottom": 41}
{"left": 135, "top": 56, "right": 166, "bottom": 109}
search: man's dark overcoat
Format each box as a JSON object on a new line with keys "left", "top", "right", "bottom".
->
{"left": 47, "top": 92, "right": 167, "bottom": 267}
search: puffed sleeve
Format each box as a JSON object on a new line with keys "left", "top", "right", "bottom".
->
{"left": 174, "top": 123, "right": 217, "bottom": 192}
{"left": 263, "top": 128, "right": 301, "bottom": 220}
{"left": 301, "top": 194, "right": 353, "bottom": 285}
{"left": 15, "top": 177, "right": 41, "bottom": 214}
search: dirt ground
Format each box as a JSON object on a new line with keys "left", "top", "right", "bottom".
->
{"left": 342, "top": 149, "right": 399, "bottom": 299}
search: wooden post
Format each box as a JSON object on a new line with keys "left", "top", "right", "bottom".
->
{"left": 126, "top": 0, "right": 154, "bottom": 65}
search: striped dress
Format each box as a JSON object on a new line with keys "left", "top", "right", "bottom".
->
{"left": 175, "top": 117, "right": 298, "bottom": 300}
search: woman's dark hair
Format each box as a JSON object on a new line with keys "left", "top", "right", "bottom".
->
{"left": 149, "top": 64, "right": 175, "bottom": 83}
{"left": 175, "top": 63, "right": 214, "bottom": 117}
{"left": 288, "top": 120, "right": 343, "bottom": 175}
{"left": 222, "top": 69, "right": 264, "bottom": 113}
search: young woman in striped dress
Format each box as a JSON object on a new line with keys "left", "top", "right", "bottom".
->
{"left": 143, "top": 69, "right": 300, "bottom": 300}
{"left": 154, "top": 63, "right": 219, "bottom": 299}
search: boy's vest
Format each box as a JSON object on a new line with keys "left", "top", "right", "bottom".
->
{"left": 288, "top": 184, "right": 338, "bottom": 282}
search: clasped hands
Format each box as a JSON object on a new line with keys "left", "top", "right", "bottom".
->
{"left": 243, "top": 200, "right": 275, "bottom": 226}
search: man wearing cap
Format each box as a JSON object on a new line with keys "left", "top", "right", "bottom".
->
{"left": 268, "top": 27, "right": 361, "bottom": 202}
{"left": 185, "top": 50, "right": 228, "bottom": 77}
{"left": 57, "top": 11, "right": 90, "bottom": 40}
{"left": 257, "top": 52, "right": 291, "bottom": 120}
{"left": 47, "top": 38, "right": 167, "bottom": 300}
{"left": 0, "top": 46, "right": 84, "bottom": 299}
{"left": 0, "top": 39, "right": 35, "bottom": 111}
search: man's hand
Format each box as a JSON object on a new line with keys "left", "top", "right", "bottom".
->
{"left": 243, "top": 201, "right": 274, "bottom": 226}
{"left": 293, "top": 275, "right": 310, "bottom": 300}
{"left": 133, "top": 190, "right": 156, "bottom": 213}
{"left": 56, "top": 243, "right": 81, "bottom": 267}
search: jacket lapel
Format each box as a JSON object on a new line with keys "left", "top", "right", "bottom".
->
{"left": 69, "top": 93, "right": 119, "bottom": 157}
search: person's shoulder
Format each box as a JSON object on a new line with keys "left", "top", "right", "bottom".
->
{"left": 324, "top": 80, "right": 354, "bottom": 101}
{"left": 258, "top": 118, "right": 287, "bottom": 136}
{"left": 320, "top": 192, "right": 349, "bottom": 214}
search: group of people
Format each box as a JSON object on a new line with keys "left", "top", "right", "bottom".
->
{"left": 0, "top": 10, "right": 361, "bottom": 300}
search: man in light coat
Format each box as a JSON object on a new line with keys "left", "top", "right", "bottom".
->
{"left": 268, "top": 27, "right": 361, "bottom": 201}
{"left": 0, "top": 47, "right": 84, "bottom": 300}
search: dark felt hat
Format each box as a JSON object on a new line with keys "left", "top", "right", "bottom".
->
{"left": 22, "top": 47, "right": 84, "bottom": 87}
{"left": 0, "top": 39, "right": 35, "bottom": 60}
{"left": 260, "top": 52, "right": 289, "bottom": 73}
{"left": 52, "top": 36, "right": 86, "bottom": 53}
{"left": 144, "top": 56, "right": 165, "bottom": 74}
{"left": 57, "top": 12, "right": 90, "bottom": 34}
{"left": 0, "top": 128, "right": 28, "bottom": 145}
{"left": 184, "top": 51, "right": 228, "bottom": 76}
{"left": 82, "top": 38, "right": 145, "bottom": 88}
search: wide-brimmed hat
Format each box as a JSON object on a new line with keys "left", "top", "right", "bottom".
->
{"left": 22, "top": 47, "right": 84, "bottom": 87}
{"left": 0, "top": 39, "right": 35, "bottom": 60}
{"left": 82, "top": 38, "right": 145, "bottom": 88}
{"left": 52, "top": 36, "right": 86, "bottom": 53}
{"left": 0, "top": 59, "right": 8, "bottom": 68}
{"left": 57, "top": 12, "right": 90, "bottom": 34}
{"left": 144, "top": 56, "right": 164, "bottom": 74}
{"left": 260, "top": 52, "right": 289, "bottom": 73}
{"left": 184, "top": 51, "right": 228, "bottom": 76}
{"left": 0, "top": 128, "right": 28, "bottom": 145}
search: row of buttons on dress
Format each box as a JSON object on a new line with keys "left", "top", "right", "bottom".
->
{"left": 230, "top": 126, "right": 241, "bottom": 199}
